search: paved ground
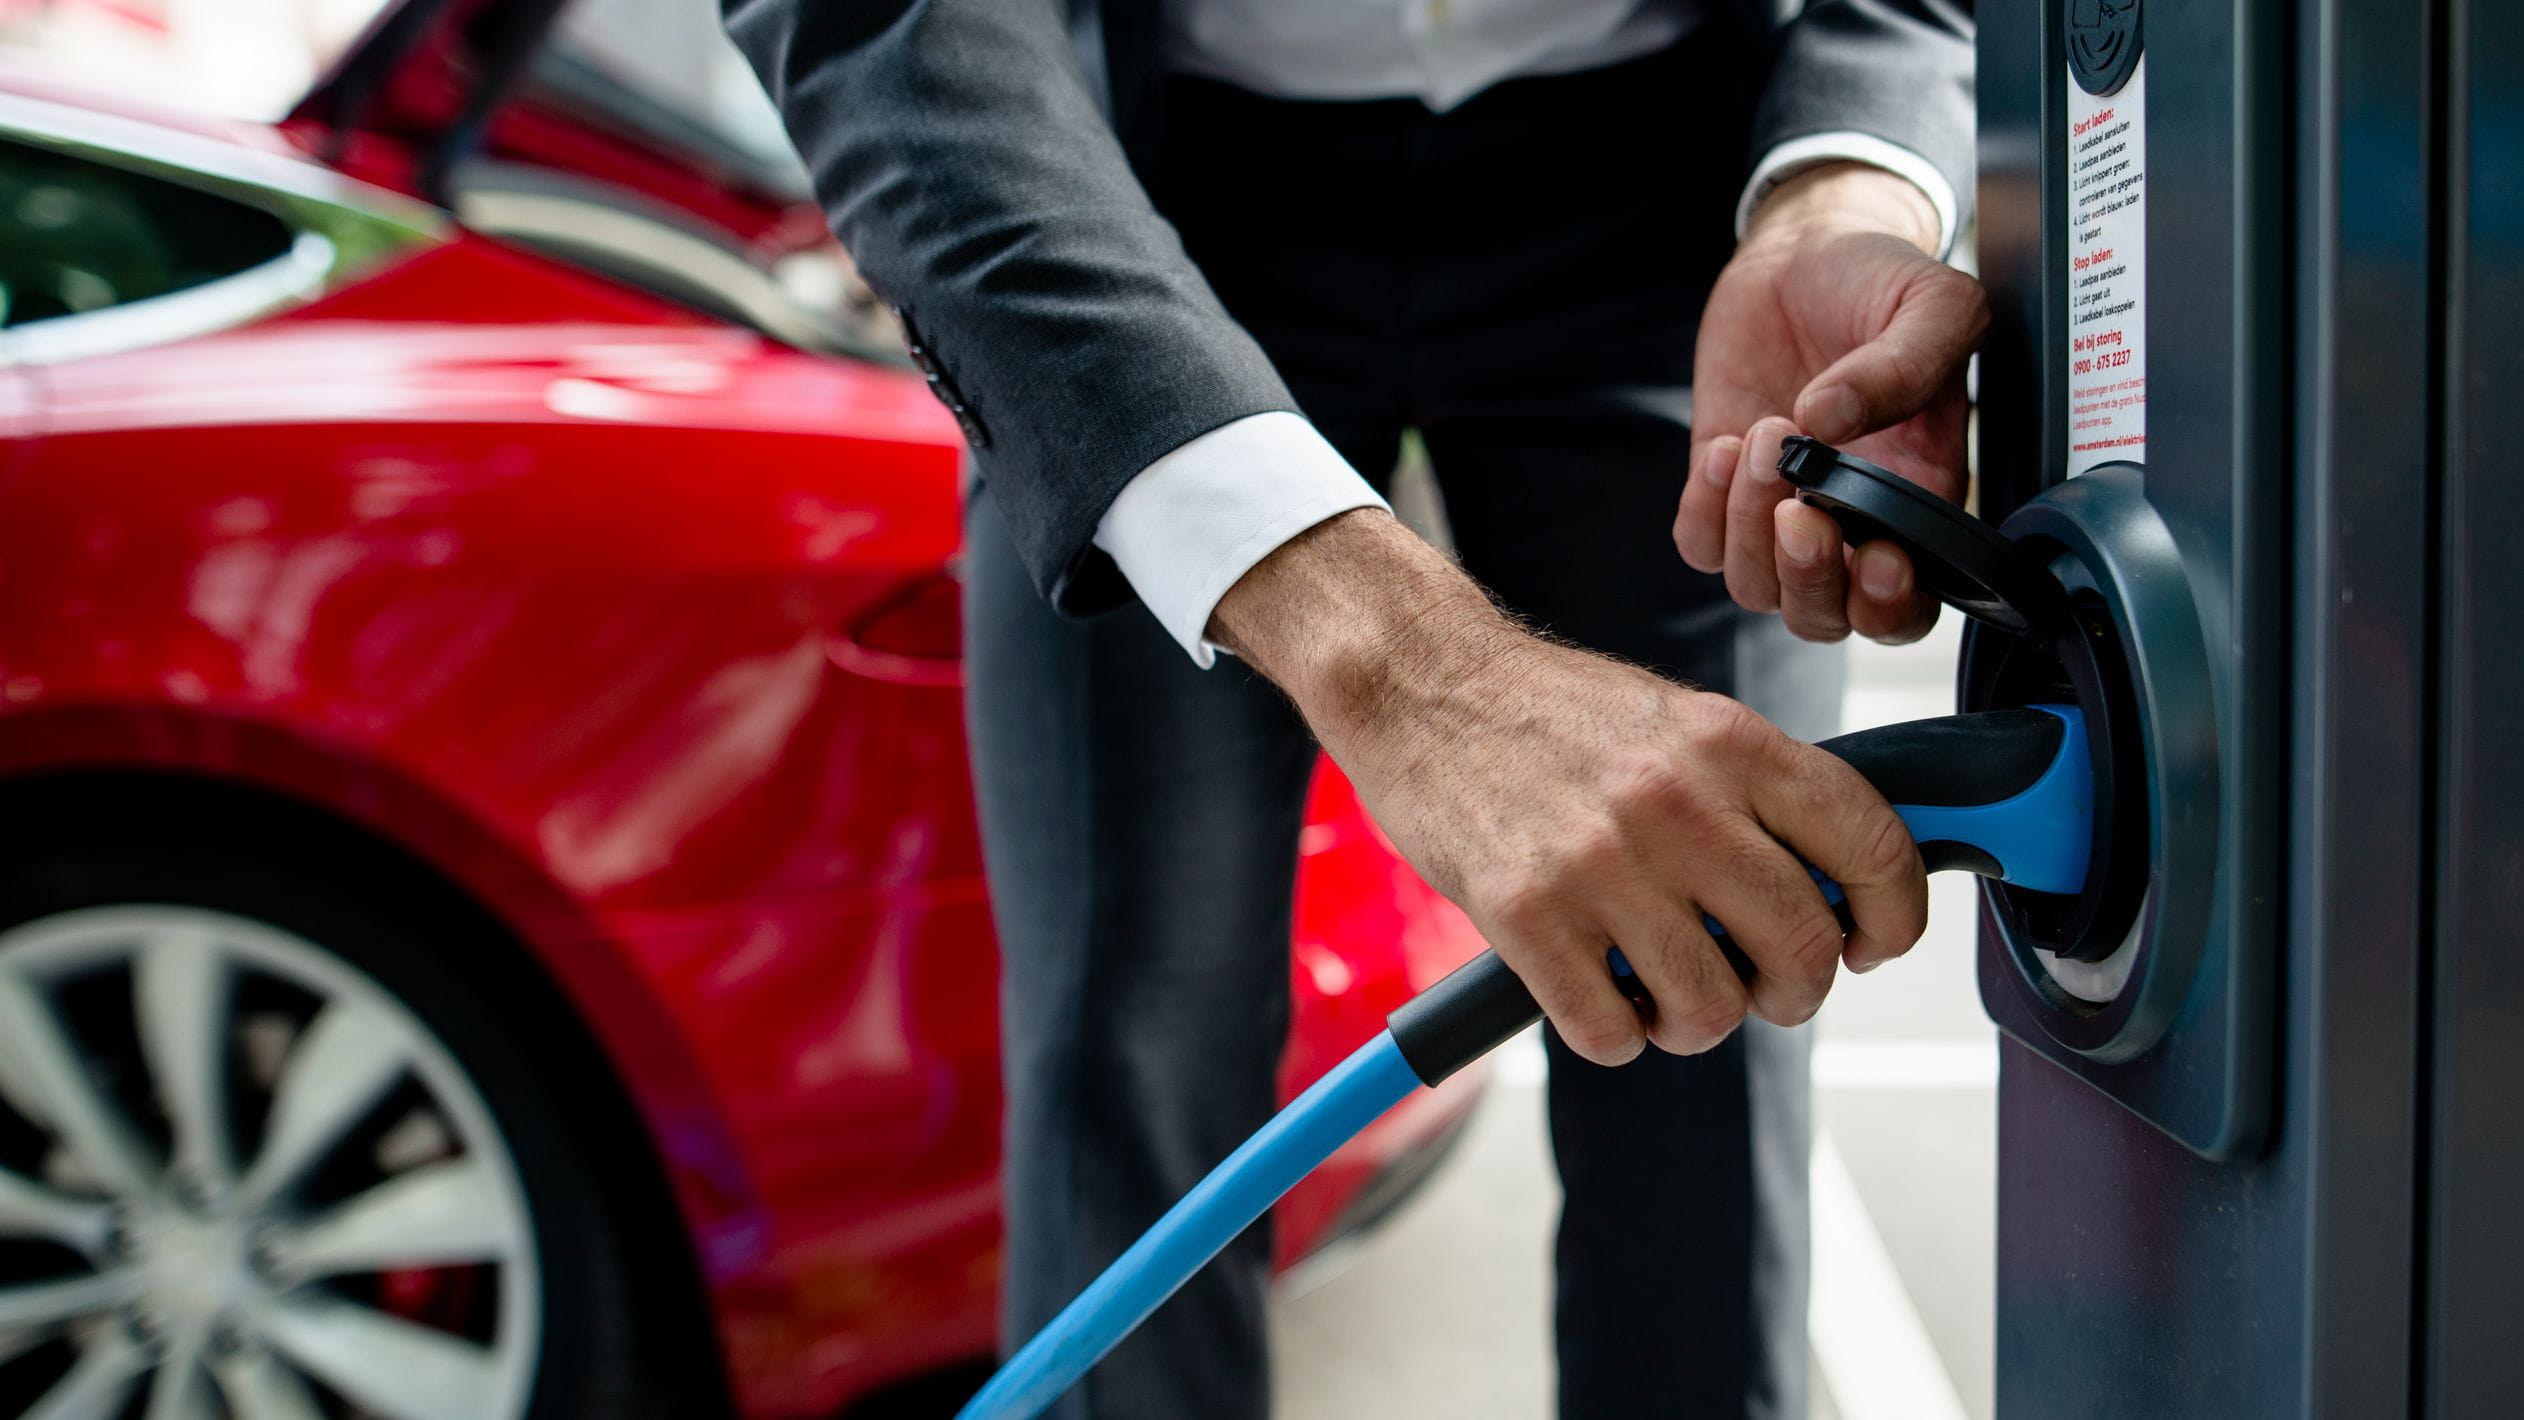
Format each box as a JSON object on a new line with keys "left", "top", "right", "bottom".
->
{"left": 1272, "top": 620, "right": 1997, "bottom": 1420}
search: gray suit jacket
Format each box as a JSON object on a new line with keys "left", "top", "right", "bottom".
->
{"left": 722, "top": 0, "right": 1974, "bottom": 616}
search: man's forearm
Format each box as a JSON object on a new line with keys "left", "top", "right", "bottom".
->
{"left": 1207, "top": 508, "right": 1513, "bottom": 743}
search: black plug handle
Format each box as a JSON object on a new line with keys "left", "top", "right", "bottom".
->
{"left": 1386, "top": 707, "right": 2083, "bottom": 1086}
{"left": 1774, "top": 435, "right": 2068, "bottom": 638}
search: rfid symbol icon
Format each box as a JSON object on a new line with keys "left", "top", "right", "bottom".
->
{"left": 2066, "top": 0, "right": 2143, "bottom": 96}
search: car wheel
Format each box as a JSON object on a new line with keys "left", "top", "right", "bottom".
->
{"left": 0, "top": 835, "right": 711, "bottom": 1420}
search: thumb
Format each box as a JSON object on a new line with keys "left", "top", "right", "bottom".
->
{"left": 1793, "top": 267, "right": 1989, "bottom": 444}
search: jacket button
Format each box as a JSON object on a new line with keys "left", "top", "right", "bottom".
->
{"left": 893, "top": 307, "right": 989, "bottom": 447}
{"left": 894, "top": 306, "right": 936, "bottom": 367}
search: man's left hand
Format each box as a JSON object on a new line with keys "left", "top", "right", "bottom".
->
{"left": 1675, "top": 162, "right": 1989, "bottom": 644}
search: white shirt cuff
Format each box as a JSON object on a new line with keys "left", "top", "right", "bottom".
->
{"left": 1735, "top": 131, "right": 1962, "bottom": 261}
{"left": 1092, "top": 410, "right": 1389, "bottom": 667}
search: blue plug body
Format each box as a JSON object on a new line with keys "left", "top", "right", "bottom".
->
{"left": 1607, "top": 705, "right": 2093, "bottom": 998}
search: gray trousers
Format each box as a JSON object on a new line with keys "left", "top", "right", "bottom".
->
{"left": 967, "top": 46, "right": 1844, "bottom": 1420}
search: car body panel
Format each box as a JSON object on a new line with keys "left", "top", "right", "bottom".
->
{"left": 0, "top": 67, "right": 1490, "bottom": 1416}
{"left": 0, "top": 366, "right": 31, "bottom": 447}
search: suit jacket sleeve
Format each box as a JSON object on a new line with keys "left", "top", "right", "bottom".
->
{"left": 1752, "top": 0, "right": 1977, "bottom": 231}
{"left": 721, "top": 0, "right": 1297, "bottom": 614}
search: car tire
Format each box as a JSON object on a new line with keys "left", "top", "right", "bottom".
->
{"left": 0, "top": 807, "right": 722, "bottom": 1420}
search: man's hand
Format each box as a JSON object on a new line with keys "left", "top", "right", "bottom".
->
{"left": 1214, "top": 510, "right": 1927, "bottom": 1066}
{"left": 1676, "top": 162, "right": 1989, "bottom": 644}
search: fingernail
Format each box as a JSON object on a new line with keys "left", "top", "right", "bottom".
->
{"left": 1857, "top": 545, "right": 1907, "bottom": 601}
{"left": 1851, "top": 956, "right": 1883, "bottom": 974}
{"left": 1747, "top": 442, "right": 1782, "bottom": 484}
{"left": 1703, "top": 441, "right": 1736, "bottom": 489}
{"left": 1779, "top": 519, "right": 1822, "bottom": 566}
{"left": 1805, "top": 385, "right": 1865, "bottom": 442}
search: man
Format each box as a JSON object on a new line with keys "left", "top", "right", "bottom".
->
{"left": 725, "top": 1, "right": 1981, "bottom": 1414}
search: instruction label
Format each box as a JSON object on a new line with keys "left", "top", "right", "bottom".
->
{"left": 2064, "top": 54, "right": 2146, "bottom": 475}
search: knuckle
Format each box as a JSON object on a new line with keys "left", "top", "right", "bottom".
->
{"left": 1484, "top": 873, "right": 1562, "bottom": 939}
{"left": 1566, "top": 817, "right": 1629, "bottom": 872}
{"left": 1657, "top": 988, "right": 1748, "bottom": 1055}
{"left": 1772, "top": 908, "right": 1849, "bottom": 983}
{"left": 1788, "top": 610, "right": 1852, "bottom": 644}
{"left": 1729, "top": 470, "right": 1784, "bottom": 517}
{"left": 1753, "top": 985, "right": 1824, "bottom": 1029}
{"left": 1706, "top": 698, "right": 1785, "bottom": 765}
{"left": 1884, "top": 343, "right": 1935, "bottom": 397}
{"left": 1780, "top": 562, "right": 1841, "bottom": 609}
{"left": 1850, "top": 806, "right": 1921, "bottom": 886}
{"left": 1724, "top": 563, "right": 1781, "bottom": 613}
{"left": 1563, "top": 1013, "right": 1646, "bottom": 1066}
{"left": 1647, "top": 1021, "right": 1705, "bottom": 1056}
{"left": 1608, "top": 746, "right": 1691, "bottom": 815}
{"left": 1676, "top": 486, "right": 1713, "bottom": 527}
{"left": 1948, "top": 271, "right": 1995, "bottom": 329}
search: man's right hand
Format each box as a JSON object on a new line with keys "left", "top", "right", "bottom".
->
{"left": 1211, "top": 508, "right": 1928, "bottom": 1066}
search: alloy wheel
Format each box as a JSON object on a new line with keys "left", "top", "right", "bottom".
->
{"left": 0, "top": 906, "right": 541, "bottom": 1419}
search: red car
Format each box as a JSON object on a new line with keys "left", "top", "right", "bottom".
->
{"left": 0, "top": 4, "right": 1487, "bottom": 1416}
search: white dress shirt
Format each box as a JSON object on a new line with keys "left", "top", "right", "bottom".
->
{"left": 1098, "top": 0, "right": 1962, "bottom": 665}
{"left": 1163, "top": 0, "right": 1697, "bottom": 113}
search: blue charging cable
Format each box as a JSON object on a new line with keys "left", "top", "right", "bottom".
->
{"left": 956, "top": 1033, "right": 1421, "bottom": 1420}
{"left": 958, "top": 706, "right": 2095, "bottom": 1420}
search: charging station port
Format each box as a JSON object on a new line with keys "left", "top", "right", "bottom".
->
{"left": 1960, "top": 573, "right": 2150, "bottom": 973}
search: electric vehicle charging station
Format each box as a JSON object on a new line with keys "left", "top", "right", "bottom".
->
{"left": 1963, "top": 0, "right": 2523, "bottom": 1412}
